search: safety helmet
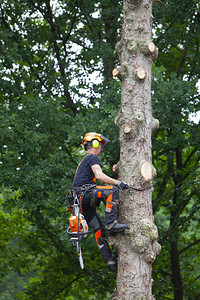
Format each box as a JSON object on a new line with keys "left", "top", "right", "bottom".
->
{"left": 82, "top": 132, "right": 110, "bottom": 148}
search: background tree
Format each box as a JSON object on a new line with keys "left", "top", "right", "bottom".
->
{"left": 152, "top": 0, "right": 200, "bottom": 299}
{"left": 0, "top": 0, "right": 199, "bottom": 299}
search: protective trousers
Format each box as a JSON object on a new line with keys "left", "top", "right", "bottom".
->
{"left": 82, "top": 185, "right": 119, "bottom": 263}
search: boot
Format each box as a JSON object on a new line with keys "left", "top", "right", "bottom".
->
{"left": 105, "top": 220, "right": 128, "bottom": 233}
{"left": 107, "top": 254, "right": 117, "bottom": 271}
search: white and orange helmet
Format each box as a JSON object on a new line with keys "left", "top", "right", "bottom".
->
{"left": 82, "top": 132, "right": 110, "bottom": 149}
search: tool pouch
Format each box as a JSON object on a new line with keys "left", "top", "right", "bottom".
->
{"left": 88, "top": 189, "right": 101, "bottom": 207}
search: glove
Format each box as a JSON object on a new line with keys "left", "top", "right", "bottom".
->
{"left": 117, "top": 181, "right": 129, "bottom": 190}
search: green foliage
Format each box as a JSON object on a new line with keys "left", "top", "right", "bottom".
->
{"left": 153, "top": 0, "right": 200, "bottom": 79}
{"left": 0, "top": 1, "right": 120, "bottom": 299}
{"left": 0, "top": 189, "right": 29, "bottom": 278}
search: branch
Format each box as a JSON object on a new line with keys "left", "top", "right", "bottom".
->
{"left": 153, "top": 175, "right": 169, "bottom": 210}
{"left": 183, "top": 156, "right": 200, "bottom": 182}
{"left": 45, "top": 2, "right": 78, "bottom": 115}
{"left": 28, "top": 0, "right": 78, "bottom": 115}
{"left": 183, "top": 147, "right": 197, "bottom": 168}
{"left": 155, "top": 18, "right": 176, "bottom": 44}
{"left": 28, "top": 60, "right": 55, "bottom": 97}
{"left": 63, "top": 145, "right": 79, "bottom": 166}
{"left": 182, "top": 274, "right": 200, "bottom": 291}
{"left": 179, "top": 239, "right": 200, "bottom": 256}
{"left": 176, "top": 47, "right": 188, "bottom": 77}
{"left": 188, "top": 41, "right": 199, "bottom": 80}
{"left": 63, "top": 6, "right": 79, "bottom": 46}
{"left": 160, "top": 191, "right": 196, "bottom": 244}
{"left": 156, "top": 167, "right": 200, "bottom": 213}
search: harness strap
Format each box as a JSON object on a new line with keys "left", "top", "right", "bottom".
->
{"left": 71, "top": 154, "right": 93, "bottom": 187}
{"left": 71, "top": 184, "right": 97, "bottom": 213}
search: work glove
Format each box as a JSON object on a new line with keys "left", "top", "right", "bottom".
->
{"left": 117, "top": 181, "right": 129, "bottom": 190}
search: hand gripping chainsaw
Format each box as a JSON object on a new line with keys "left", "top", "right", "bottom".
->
{"left": 67, "top": 190, "right": 92, "bottom": 269}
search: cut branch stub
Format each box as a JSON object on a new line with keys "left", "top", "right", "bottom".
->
{"left": 114, "top": 39, "right": 126, "bottom": 59}
{"left": 135, "top": 109, "right": 145, "bottom": 122}
{"left": 112, "top": 68, "right": 120, "bottom": 80}
{"left": 139, "top": 41, "right": 158, "bottom": 61}
{"left": 140, "top": 161, "right": 153, "bottom": 181}
{"left": 112, "top": 162, "right": 120, "bottom": 174}
{"left": 127, "top": 40, "right": 137, "bottom": 53}
{"left": 140, "top": 41, "right": 155, "bottom": 54}
{"left": 152, "top": 166, "right": 157, "bottom": 178}
{"left": 152, "top": 47, "right": 159, "bottom": 61}
{"left": 112, "top": 65, "right": 127, "bottom": 80}
{"left": 123, "top": 123, "right": 131, "bottom": 134}
{"left": 148, "top": 41, "right": 156, "bottom": 53}
{"left": 134, "top": 67, "right": 146, "bottom": 80}
{"left": 151, "top": 117, "right": 159, "bottom": 131}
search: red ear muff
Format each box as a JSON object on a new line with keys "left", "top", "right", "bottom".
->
{"left": 92, "top": 140, "right": 99, "bottom": 148}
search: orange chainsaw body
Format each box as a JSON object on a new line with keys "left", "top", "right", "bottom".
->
{"left": 69, "top": 214, "right": 89, "bottom": 237}
{"left": 69, "top": 215, "right": 82, "bottom": 233}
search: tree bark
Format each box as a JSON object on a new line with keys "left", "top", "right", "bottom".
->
{"left": 111, "top": 0, "right": 160, "bottom": 299}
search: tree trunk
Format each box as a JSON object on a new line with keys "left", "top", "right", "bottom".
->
{"left": 170, "top": 149, "right": 183, "bottom": 299}
{"left": 111, "top": 0, "right": 161, "bottom": 299}
{"left": 170, "top": 239, "right": 183, "bottom": 300}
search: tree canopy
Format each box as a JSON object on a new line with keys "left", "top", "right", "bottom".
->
{"left": 0, "top": 0, "right": 199, "bottom": 299}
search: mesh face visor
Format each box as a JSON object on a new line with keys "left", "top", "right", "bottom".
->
{"left": 99, "top": 134, "right": 110, "bottom": 147}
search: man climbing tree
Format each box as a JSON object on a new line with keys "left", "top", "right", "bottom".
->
{"left": 70, "top": 132, "right": 128, "bottom": 271}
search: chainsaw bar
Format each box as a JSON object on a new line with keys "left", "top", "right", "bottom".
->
{"left": 76, "top": 235, "right": 84, "bottom": 269}
{"left": 67, "top": 225, "right": 92, "bottom": 269}
{"left": 67, "top": 230, "right": 84, "bottom": 269}
{"left": 77, "top": 243, "right": 84, "bottom": 269}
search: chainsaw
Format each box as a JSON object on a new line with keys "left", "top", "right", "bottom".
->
{"left": 67, "top": 190, "right": 92, "bottom": 269}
